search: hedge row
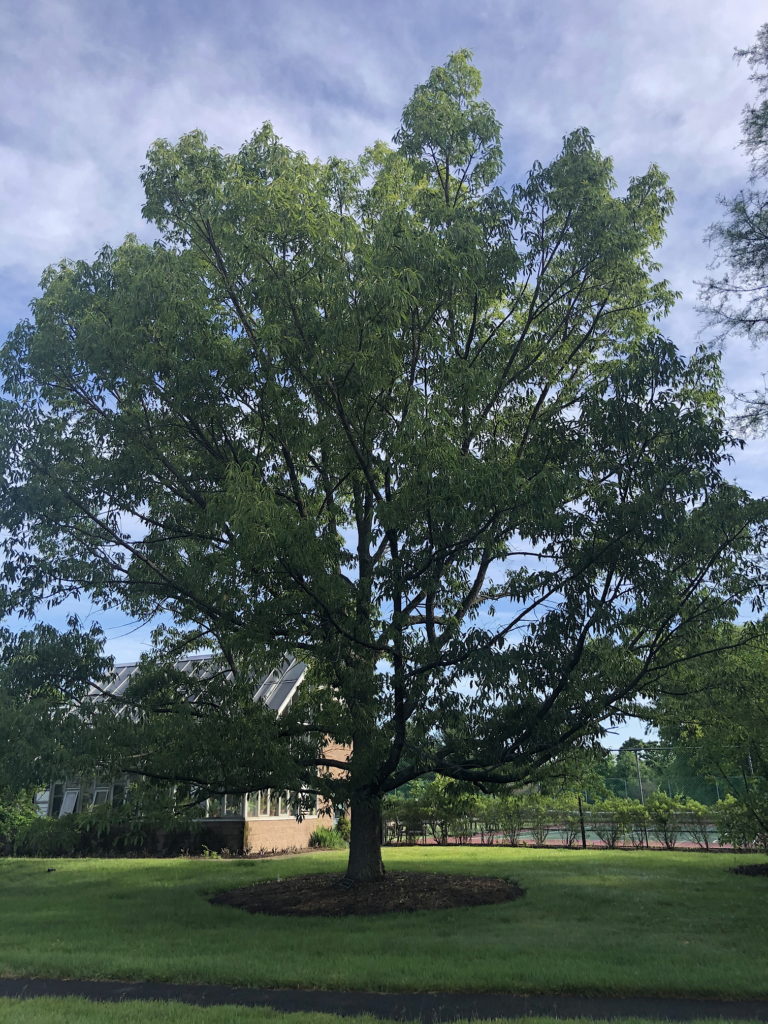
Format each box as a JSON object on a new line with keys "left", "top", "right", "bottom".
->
{"left": 0, "top": 800, "right": 202, "bottom": 858}
{"left": 383, "top": 789, "right": 768, "bottom": 852}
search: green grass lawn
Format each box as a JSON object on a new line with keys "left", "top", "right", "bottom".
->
{"left": 0, "top": 1007, "right": 759, "bottom": 1024}
{"left": 2, "top": 1003, "right": 371, "bottom": 1024}
{"left": 0, "top": 847, "right": 766, "bottom": 997}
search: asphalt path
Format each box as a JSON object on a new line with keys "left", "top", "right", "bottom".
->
{"left": 1, "top": 978, "right": 767, "bottom": 1021}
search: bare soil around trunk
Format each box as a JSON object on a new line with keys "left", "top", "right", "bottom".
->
{"left": 209, "top": 870, "right": 525, "bottom": 916}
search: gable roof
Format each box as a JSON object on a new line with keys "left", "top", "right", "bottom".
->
{"left": 93, "top": 655, "right": 307, "bottom": 716}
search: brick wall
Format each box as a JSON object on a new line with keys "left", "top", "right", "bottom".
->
{"left": 244, "top": 814, "right": 324, "bottom": 853}
{"left": 321, "top": 741, "right": 351, "bottom": 776}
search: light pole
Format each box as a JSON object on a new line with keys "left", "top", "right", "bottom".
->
{"left": 634, "top": 749, "right": 645, "bottom": 805}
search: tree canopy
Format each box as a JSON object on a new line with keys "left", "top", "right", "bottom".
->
{"left": 701, "top": 24, "right": 768, "bottom": 430}
{"left": 1, "top": 51, "right": 765, "bottom": 880}
{"left": 651, "top": 621, "right": 768, "bottom": 830}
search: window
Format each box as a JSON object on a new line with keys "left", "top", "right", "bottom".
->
{"left": 50, "top": 783, "right": 64, "bottom": 817}
{"left": 59, "top": 789, "right": 79, "bottom": 817}
{"left": 243, "top": 789, "right": 316, "bottom": 819}
{"left": 224, "top": 794, "right": 243, "bottom": 817}
{"left": 34, "top": 790, "right": 50, "bottom": 816}
{"left": 246, "top": 791, "right": 264, "bottom": 817}
{"left": 206, "top": 796, "right": 226, "bottom": 818}
{"left": 92, "top": 788, "right": 110, "bottom": 807}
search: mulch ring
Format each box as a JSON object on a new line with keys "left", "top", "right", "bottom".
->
{"left": 210, "top": 871, "right": 525, "bottom": 917}
{"left": 729, "top": 861, "right": 768, "bottom": 877}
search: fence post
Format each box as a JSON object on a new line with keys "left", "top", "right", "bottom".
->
{"left": 578, "top": 794, "right": 587, "bottom": 849}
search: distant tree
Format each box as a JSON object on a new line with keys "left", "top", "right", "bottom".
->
{"left": 535, "top": 744, "right": 612, "bottom": 801}
{"left": 607, "top": 739, "right": 660, "bottom": 801}
{"left": 701, "top": 24, "right": 768, "bottom": 430}
{"left": 1, "top": 51, "right": 765, "bottom": 883}
{"left": 652, "top": 623, "right": 768, "bottom": 825}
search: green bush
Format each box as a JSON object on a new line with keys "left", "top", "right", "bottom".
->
{"left": 495, "top": 794, "right": 527, "bottom": 846}
{"left": 0, "top": 795, "right": 39, "bottom": 855}
{"left": 586, "top": 797, "right": 649, "bottom": 848}
{"left": 475, "top": 794, "right": 502, "bottom": 845}
{"left": 646, "top": 792, "right": 686, "bottom": 849}
{"left": 550, "top": 795, "right": 581, "bottom": 848}
{"left": 625, "top": 800, "right": 650, "bottom": 848}
{"left": 308, "top": 826, "right": 347, "bottom": 848}
{"left": 525, "top": 794, "right": 552, "bottom": 846}
{"left": 715, "top": 794, "right": 768, "bottom": 852}
{"left": 12, "top": 796, "right": 201, "bottom": 858}
{"left": 384, "top": 778, "right": 482, "bottom": 845}
{"left": 418, "top": 778, "right": 477, "bottom": 845}
{"left": 679, "top": 799, "right": 714, "bottom": 850}
{"left": 383, "top": 792, "right": 426, "bottom": 843}
{"left": 334, "top": 815, "right": 351, "bottom": 842}
{"left": 587, "top": 797, "right": 627, "bottom": 848}
{"left": 14, "top": 814, "right": 81, "bottom": 857}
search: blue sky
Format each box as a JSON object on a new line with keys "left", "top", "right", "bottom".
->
{"left": 1, "top": 1, "right": 767, "bottom": 744}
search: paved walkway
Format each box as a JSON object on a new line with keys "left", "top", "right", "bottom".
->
{"left": 1, "top": 978, "right": 767, "bottom": 1021}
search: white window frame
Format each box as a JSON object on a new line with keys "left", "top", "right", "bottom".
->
{"left": 34, "top": 789, "right": 51, "bottom": 817}
{"left": 244, "top": 788, "right": 317, "bottom": 820}
{"left": 59, "top": 789, "right": 80, "bottom": 817}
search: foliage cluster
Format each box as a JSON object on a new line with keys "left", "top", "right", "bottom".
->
{"left": 0, "top": 793, "right": 39, "bottom": 855}
{"left": 701, "top": 23, "right": 768, "bottom": 429}
{"left": 715, "top": 792, "right": 768, "bottom": 852}
{"left": 3, "top": 798, "right": 201, "bottom": 858}
{"left": 308, "top": 824, "right": 348, "bottom": 849}
{"left": 651, "top": 623, "right": 768, "bottom": 849}
{"left": 382, "top": 779, "right": 763, "bottom": 850}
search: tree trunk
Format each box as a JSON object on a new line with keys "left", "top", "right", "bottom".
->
{"left": 345, "top": 791, "right": 385, "bottom": 882}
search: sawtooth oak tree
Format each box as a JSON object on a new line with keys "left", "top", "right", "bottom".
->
{"left": 1, "top": 53, "right": 765, "bottom": 881}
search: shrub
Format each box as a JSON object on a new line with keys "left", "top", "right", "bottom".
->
{"left": 625, "top": 800, "right": 650, "bottom": 848}
{"left": 526, "top": 794, "right": 552, "bottom": 846}
{"left": 646, "top": 792, "right": 686, "bottom": 849}
{"left": 14, "top": 814, "right": 81, "bottom": 857}
{"left": 715, "top": 794, "right": 768, "bottom": 852}
{"left": 473, "top": 795, "right": 499, "bottom": 845}
{"left": 417, "top": 777, "right": 477, "bottom": 845}
{"left": 587, "top": 797, "right": 629, "bottom": 848}
{"left": 553, "top": 797, "right": 581, "bottom": 848}
{"left": 308, "top": 826, "right": 347, "bottom": 848}
{"left": 587, "top": 798, "right": 648, "bottom": 848}
{"left": 383, "top": 792, "right": 426, "bottom": 844}
{"left": 0, "top": 795, "right": 39, "bottom": 855}
{"left": 679, "top": 799, "right": 714, "bottom": 850}
{"left": 334, "top": 815, "right": 351, "bottom": 843}
{"left": 12, "top": 796, "right": 201, "bottom": 858}
{"left": 496, "top": 794, "right": 527, "bottom": 846}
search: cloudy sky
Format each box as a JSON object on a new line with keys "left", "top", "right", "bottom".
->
{"left": 1, "top": 1, "right": 767, "bottom": 726}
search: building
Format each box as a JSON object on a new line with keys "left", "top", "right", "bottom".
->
{"left": 35, "top": 655, "right": 348, "bottom": 853}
